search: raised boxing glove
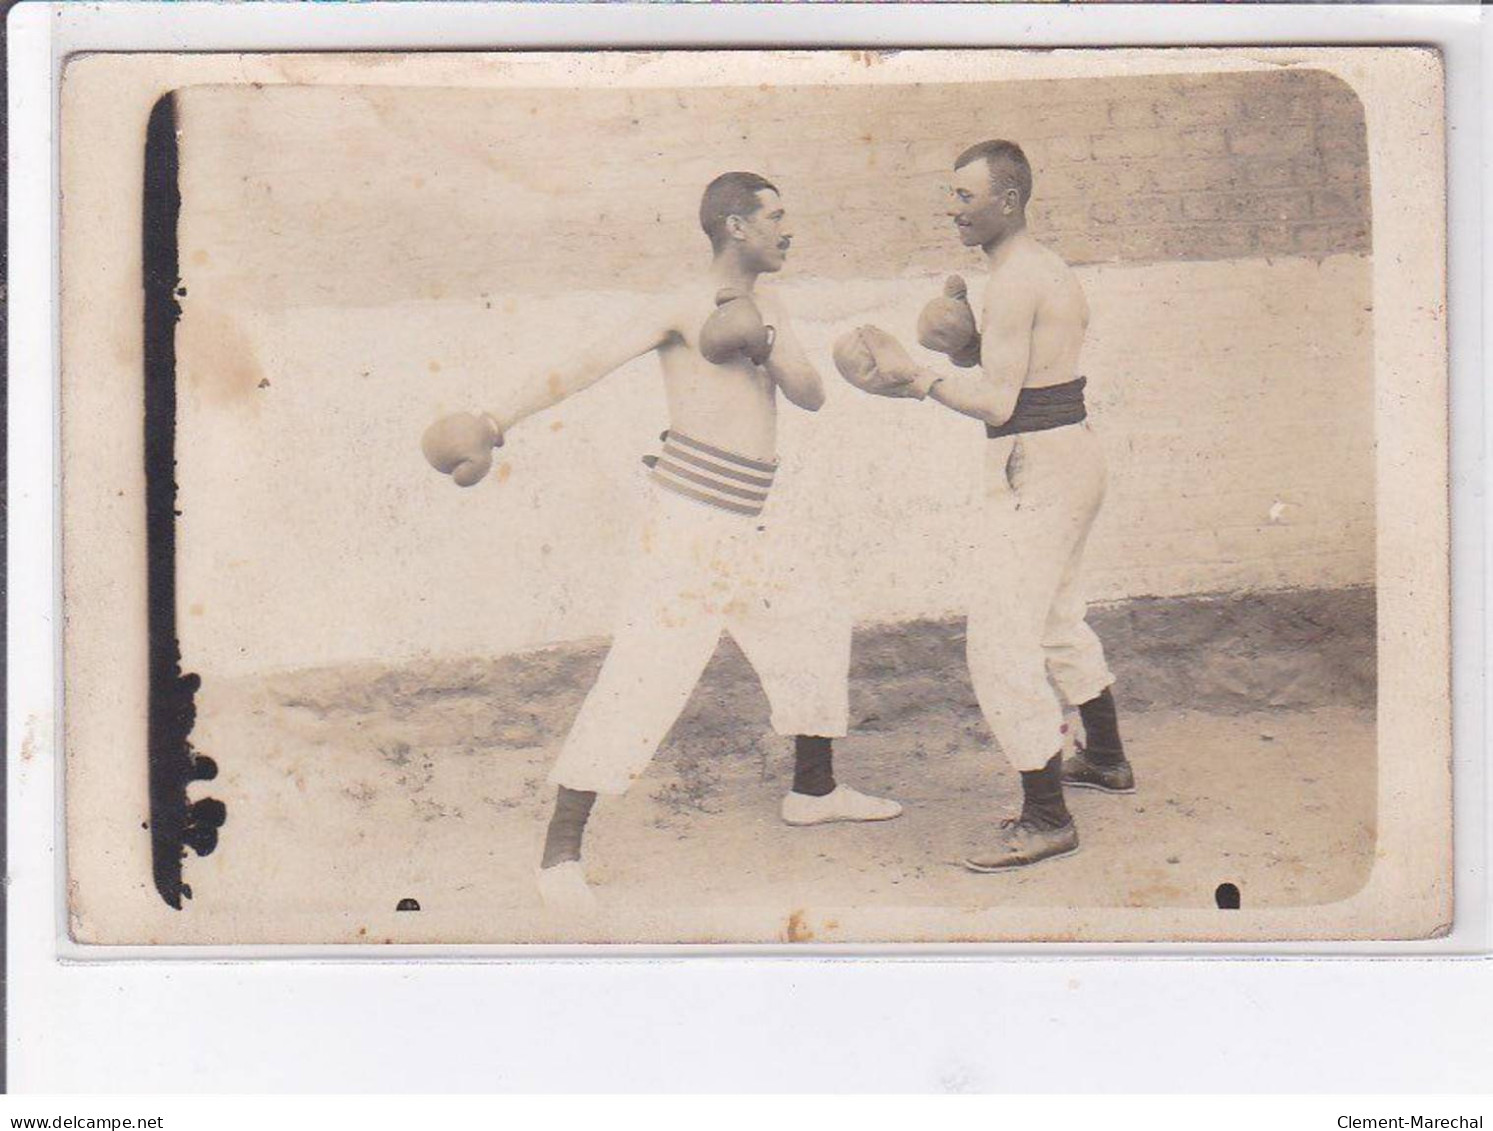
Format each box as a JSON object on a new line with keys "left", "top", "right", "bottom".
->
{"left": 832, "top": 325, "right": 935, "bottom": 400}
{"left": 422, "top": 411, "right": 503, "bottom": 487}
{"left": 700, "top": 288, "right": 776, "bottom": 366}
{"left": 916, "top": 275, "right": 982, "bottom": 368}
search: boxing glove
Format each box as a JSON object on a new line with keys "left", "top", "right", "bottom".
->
{"left": 916, "top": 275, "right": 982, "bottom": 368}
{"left": 422, "top": 411, "right": 503, "bottom": 487}
{"left": 833, "top": 326, "right": 935, "bottom": 399}
{"left": 700, "top": 288, "right": 776, "bottom": 366}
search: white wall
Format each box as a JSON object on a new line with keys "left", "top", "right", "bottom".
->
{"left": 176, "top": 254, "right": 1373, "bottom": 676}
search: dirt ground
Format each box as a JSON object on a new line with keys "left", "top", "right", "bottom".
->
{"left": 185, "top": 588, "right": 1375, "bottom": 944}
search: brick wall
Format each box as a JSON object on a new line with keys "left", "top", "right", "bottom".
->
{"left": 179, "top": 68, "right": 1370, "bottom": 306}
{"left": 1021, "top": 70, "right": 1370, "bottom": 264}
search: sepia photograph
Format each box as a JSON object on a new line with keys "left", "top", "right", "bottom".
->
{"left": 57, "top": 48, "right": 1449, "bottom": 946}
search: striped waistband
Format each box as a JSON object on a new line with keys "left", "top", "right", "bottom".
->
{"left": 642, "top": 429, "right": 778, "bottom": 517}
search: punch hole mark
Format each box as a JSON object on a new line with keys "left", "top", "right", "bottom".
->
{"left": 1215, "top": 882, "right": 1241, "bottom": 910}
{"left": 396, "top": 898, "right": 421, "bottom": 912}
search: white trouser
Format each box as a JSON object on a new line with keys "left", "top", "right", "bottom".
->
{"left": 550, "top": 482, "right": 851, "bottom": 795}
{"left": 967, "top": 422, "right": 1116, "bottom": 772}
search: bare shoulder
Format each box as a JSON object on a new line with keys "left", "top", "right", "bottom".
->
{"left": 1023, "top": 238, "right": 1078, "bottom": 288}
{"left": 646, "top": 285, "right": 699, "bottom": 336}
{"left": 752, "top": 283, "right": 795, "bottom": 324}
{"left": 1026, "top": 239, "right": 1086, "bottom": 318}
{"left": 983, "top": 243, "right": 1045, "bottom": 314}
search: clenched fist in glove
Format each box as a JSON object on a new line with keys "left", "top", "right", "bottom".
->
{"left": 917, "top": 275, "right": 982, "bottom": 368}
{"left": 833, "top": 325, "right": 937, "bottom": 400}
{"left": 700, "top": 288, "right": 776, "bottom": 367}
{"left": 422, "top": 411, "right": 504, "bottom": 487}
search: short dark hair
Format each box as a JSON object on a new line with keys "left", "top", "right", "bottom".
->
{"left": 954, "top": 140, "right": 1033, "bottom": 208}
{"left": 700, "top": 172, "right": 779, "bottom": 251}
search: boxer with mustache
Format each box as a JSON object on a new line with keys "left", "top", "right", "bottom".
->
{"left": 424, "top": 172, "right": 902, "bottom": 911}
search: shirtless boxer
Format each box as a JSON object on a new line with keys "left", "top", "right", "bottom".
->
{"left": 833, "top": 140, "right": 1132, "bottom": 871}
{"left": 423, "top": 172, "right": 901, "bottom": 910}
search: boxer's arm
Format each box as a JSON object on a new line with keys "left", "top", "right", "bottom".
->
{"left": 490, "top": 300, "right": 677, "bottom": 432}
{"left": 761, "top": 305, "right": 826, "bottom": 412}
{"left": 923, "top": 280, "right": 1039, "bottom": 427}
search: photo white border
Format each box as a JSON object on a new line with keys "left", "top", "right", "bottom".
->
{"left": 8, "top": 0, "right": 1491, "bottom": 1092}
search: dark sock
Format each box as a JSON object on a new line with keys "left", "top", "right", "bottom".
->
{"left": 1018, "top": 753, "right": 1071, "bottom": 831}
{"left": 1078, "top": 687, "right": 1126, "bottom": 766}
{"left": 540, "top": 786, "right": 596, "bottom": 869}
{"left": 791, "top": 735, "right": 836, "bottom": 797}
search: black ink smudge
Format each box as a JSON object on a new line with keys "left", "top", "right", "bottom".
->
{"left": 144, "top": 91, "right": 225, "bottom": 909}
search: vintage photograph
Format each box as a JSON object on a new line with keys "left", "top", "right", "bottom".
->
{"left": 58, "top": 49, "right": 1449, "bottom": 945}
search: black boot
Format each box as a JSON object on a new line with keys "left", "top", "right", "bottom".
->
{"left": 963, "top": 754, "right": 1079, "bottom": 873}
{"left": 1064, "top": 687, "right": 1136, "bottom": 794}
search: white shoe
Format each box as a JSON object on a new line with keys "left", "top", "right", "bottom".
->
{"left": 536, "top": 860, "right": 599, "bottom": 915}
{"left": 780, "top": 785, "right": 904, "bottom": 827}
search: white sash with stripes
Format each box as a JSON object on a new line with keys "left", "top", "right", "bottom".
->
{"left": 645, "top": 429, "right": 778, "bottom": 517}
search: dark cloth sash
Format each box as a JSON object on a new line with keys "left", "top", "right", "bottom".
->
{"left": 985, "top": 376, "right": 1087, "bottom": 439}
